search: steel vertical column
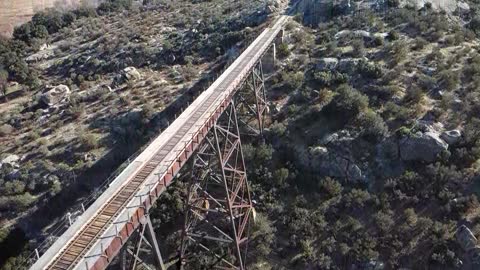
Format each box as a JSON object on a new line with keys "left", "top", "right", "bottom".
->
{"left": 180, "top": 100, "right": 253, "bottom": 270}
{"left": 251, "top": 60, "right": 267, "bottom": 135}
{"left": 124, "top": 215, "right": 166, "bottom": 270}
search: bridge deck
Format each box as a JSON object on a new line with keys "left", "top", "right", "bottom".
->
{"left": 30, "top": 15, "right": 287, "bottom": 270}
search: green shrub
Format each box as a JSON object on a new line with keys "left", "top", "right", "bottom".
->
{"left": 62, "top": 11, "right": 77, "bottom": 25}
{"left": 270, "top": 121, "right": 287, "bottom": 137}
{"left": 0, "top": 124, "right": 13, "bottom": 137}
{"left": 416, "top": 74, "right": 436, "bottom": 91}
{"left": 3, "top": 180, "right": 26, "bottom": 195}
{"left": 256, "top": 144, "right": 274, "bottom": 163}
{"left": 373, "top": 36, "right": 384, "bottom": 47}
{"left": 0, "top": 192, "right": 35, "bottom": 211}
{"left": 413, "top": 37, "right": 428, "bottom": 50}
{"left": 32, "top": 9, "right": 65, "bottom": 34}
{"left": 438, "top": 70, "right": 459, "bottom": 91}
{"left": 387, "top": 30, "right": 400, "bottom": 41}
{"left": 74, "top": 7, "right": 98, "bottom": 18}
{"left": 273, "top": 168, "right": 289, "bottom": 187}
{"left": 68, "top": 102, "right": 85, "bottom": 119}
{"left": 343, "top": 188, "right": 371, "bottom": 208}
{"left": 383, "top": 102, "right": 410, "bottom": 122}
{"left": 404, "top": 86, "right": 425, "bottom": 104}
{"left": 388, "top": 41, "right": 408, "bottom": 65}
{"left": 331, "top": 84, "right": 369, "bottom": 117}
{"left": 358, "top": 61, "right": 383, "bottom": 79}
{"left": 313, "top": 71, "right": 348, "bottom": 86}
{"left": 277, "top": 43, "right": 290, "bottom": 58}
{"left": 283, "top": 71, "right": 304, "bottom": 90}
{"left": 351, "top": 39, "right": 365, "bottom": 57}
{"left": 319, "top": 177, "right": 342, "bottom": 198}
{"left": 0, "top": 227, "right": 9, "bottom": 243}
{"left": 79, "top": 132, "right": 98, "bottom": 150}
{"left": 325, "top": 41, "right": 339, "bottom": 57}
{"left": 469, "top": 15, "right": 480, "bottom": 36}
{"left": 98, "top": 0, "right": 133, "bottom": 14}
{"left": 358, "top": 110, "right": 388, "bottom": 139}
{"left": 387, "top": 0, "right": 400, "bottom": 7}
{"left": 29, "top": 130, "right": 41, "bottom": 141}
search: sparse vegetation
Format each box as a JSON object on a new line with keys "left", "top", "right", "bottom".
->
{"left": 2, "top": 1, "right": 480, "bottom": 270}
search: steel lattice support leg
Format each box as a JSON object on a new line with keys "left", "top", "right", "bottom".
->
{"left": 124, "top": 215, "right": 166, "bottom": 270}
{"left": 179, "top": 100, "right": 253, "bottom": 270}
{"left": 236, "top": 60, "right": 268, "bottom": 136}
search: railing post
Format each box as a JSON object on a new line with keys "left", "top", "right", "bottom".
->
{"left": 67, "top": 212, "right": 72, "bottom": 226}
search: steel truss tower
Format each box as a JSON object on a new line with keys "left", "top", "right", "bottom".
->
{"left": 179, "top": 61, "right": 268, "bottom": 269}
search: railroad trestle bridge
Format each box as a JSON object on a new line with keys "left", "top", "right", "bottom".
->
{"left": 28, "top": 15, "right": 288, "bottom": 270}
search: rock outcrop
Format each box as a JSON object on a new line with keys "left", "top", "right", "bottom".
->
{"left": 296, "top": 130, "right": 366, "bottom": 183}
{"left": 123, "top": 67, "right": 142, "bottom": 81}
{"left": 335, "top": 29, "right": 372, "bottom": 40}
{"left": 1, "top": 154, "right": 20, "bottom": 169}
{"left": 456, "top": 225, "right": 478, "bottom": 251}
{"left": 376, "top": 138, "right": 405, "bottom": 177}
{"left": 399, "top": 131, "right": 448, "bottom": 162}
{"left": 316, "top": 58, "right": 339, "bottom": 71}
{"left": 441, "top": 130, "right": 462, "bottom": 145}
{"left": 112, "top": 67, "right": 143, "bottom": 87}
{"left": 306, "top": 145, "right": 364, "bottom": 182}
{"left": 338, "top": 58, "right": 367, "bottom": 74}
{"left": 40, "top": 85, "right": 71, "bottom": 107}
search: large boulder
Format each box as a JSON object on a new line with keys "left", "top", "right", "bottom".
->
{"left": 305, "top": 146, "right": 364, "bottom": 182}
{"left": 40, "top": 85, "right": 71, "bottom": 107}
{"left": 399, "top": 131, "right": 448, "bottom": 162}
{"left": 123, "top": 67, "right": 142, "bottom": 81}
{"left": 441, "top": 130, "right": 462, "bottom": 145}
{"left": 297, "top": 130, "right": 367, "bottom": 183}
{"left": 338, "top": 58, "right": 367, "bottom": 74}
{"left": 456, "top": 225, "right": 477, "bottom": 251}
{"left": 25, "top": 48, "right": 55, "bottom": 63}
{"left": 1, "top": 154, "right": 20, "bottom": 170}
{"left": 376, "top": 137, "right": 405, "bottom": 177}
{"left": 335, "top": 30, "right": 372, "bottom": 41}
{"left": 316, "top": 58, "right": 339, "bottom": 71}
{"left": 456, "top": 1, "right": 470, "bottom": 17}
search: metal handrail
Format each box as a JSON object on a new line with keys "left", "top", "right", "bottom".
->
{"left": 20, "top": 135, "right": 155, "bottom": 268}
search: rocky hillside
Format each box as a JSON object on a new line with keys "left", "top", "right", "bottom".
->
{"left": 2, "top": 0, "right": 480, "bottom": 269}
{"left": 238, "top": 2, "right": 480, "bottom": 269}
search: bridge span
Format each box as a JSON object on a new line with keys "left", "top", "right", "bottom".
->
{"left": 29, "top": 15, "right": 288, "bottom": 270}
